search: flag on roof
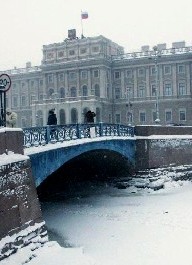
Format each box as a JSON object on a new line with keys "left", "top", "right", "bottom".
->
{"left": 81, "top": 11, "right": 88, "bottom": 19}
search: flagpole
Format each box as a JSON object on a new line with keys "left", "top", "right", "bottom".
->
{"left": 81, "top": 11, "right": 84, "bottom": 38}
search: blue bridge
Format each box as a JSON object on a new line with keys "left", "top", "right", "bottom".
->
{"left": 23, "top": 123, "right": 135, "bottom": 187}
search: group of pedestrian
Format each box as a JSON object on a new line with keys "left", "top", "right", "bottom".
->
{"left": 1, "top": 108, "right": 96, "bottom": 128}
{"left": 47, "top": 109, "right": 96, "bottom": 125}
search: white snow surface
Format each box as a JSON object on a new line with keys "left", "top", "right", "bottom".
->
{"left": 1, "top": 179, "right": 192, "bottom": 265}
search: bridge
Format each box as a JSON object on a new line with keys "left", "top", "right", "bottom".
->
{"left": 23, "top": 123, "right": 135, "bottom": 187}
{"left": 22, "top": 123, "right": 192, "bottom": 187}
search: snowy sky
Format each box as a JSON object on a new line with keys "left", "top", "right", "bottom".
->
{"left": 1, "top": 0, "right": 192, "bottom": 70}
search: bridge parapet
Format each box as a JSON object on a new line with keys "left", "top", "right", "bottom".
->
{"left": 0, "top": 128, "right": 24, "bottom": 155}
{"left": 135, "top": 125, "right": 192, "bottom": 170}
{"left": 23, "top": 123, "right": 134, "bottom": 148}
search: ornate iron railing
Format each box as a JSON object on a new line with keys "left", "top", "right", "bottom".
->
{"left": 23, "top": 123, "right": 134, "bottom": 148}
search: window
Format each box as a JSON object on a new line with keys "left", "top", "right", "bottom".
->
{"left": 115, "top": 114, "right": 121, "bottom": 123}
{"left": 114, "top": 71, "right": 121, "bottom": 79}
{"left": 139, "top": 112, "right": 146, "bottom": 123}
{"left": 80, "top": 48, "right": 87, "bottom": 54}
{"left": 47, "top": 52, "right": 54, "bottom": 60}
{"left": 151, "top": 84, "right": 156, "bottom": 96}
{"left": 165, "top": 110, "right": 172, "bottom": 123}
{"left": 60, "top": 87, "right": 65, "bottom": 98}
{"left": 39, "top": 94, "right": 43, "bottom": 100}
{"left": 95, "top": 84, "right": 100, "bottom": 97}
{"left": 164, "top": 83, "right": 172, "bottom": 96}
{"left": 178, "top": 82, "right": 186, "bottom": 95}
{"left": 31, "top": 81, "right": 34, "bottom": 87}
{"left": 60, "top": 109, "right": 66, "bottom": 125}
{"left": 69, "top": 72, "right": 76, "bottom": 80}
{"left": 21, "top": 95, "right": 26, "bottom": 106}
{"left": 164, "top": 65, "right": 171, "bottom": 75}
{"left": 81, "top": 71, "right": 87, "bottom": 79}
{"left": 92, "top": 46, "right": 99, "bottom": 53}
{"left": 71, "top": 108, "right": 78, "bottom": 123}
{"left": 138, "top": 68, "right": 145, "bottom": 77}
{"left": 58, "top": 73, "right": 64, "bottom": 82}
{"left": 30, "top": 95, "right": 36, "bottom": 104}
{"left": 115, "top": 87, "right": 121, "bottom": 99}
{"left": 49, "top": 88, "right": 54, "bottom": 98}
{"left": 138, "top": 85, "right": 145, "bottom": 98}
{"left": 58, "top": 51, "right": 64, "bottom": 58}
{"left": 126, "top": 70, "right": 132, "bottom": 78}
{"left": 150, "top": 67, "right": 156, "bottom": 75}
{"left": 93, "top": 70, "right": 99, "bottom": 78}
{"left": 12, "top": 95, "right": 18, "bottom": 107}
{"left": 178, "top": 64, "right": 185, "bottom": 74}
{"left": 70, "top": 87, "right": 77, "bottom": 97}
{"left": 179, "top": 109, "right": 186, "bottom": 121}
{"left": 69, "top": 50, "right": 75, "bottom": 56}
{"left": 39, "top": 79, "right": 43, "bottom": 86}
{"left": 82, "top": 85, "right": 88, "bottom": 96}
{"left": 47, "top": 74, "right": 53, "bottom": 83}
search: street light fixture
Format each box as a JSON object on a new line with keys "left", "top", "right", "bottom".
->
{"left": 153, "top": 46, "right": 160, "bottom": 124}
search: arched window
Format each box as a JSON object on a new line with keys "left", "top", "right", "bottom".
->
{"left": 95, "top": 84, "right": 100, "bottom": 97}
{"left": 71, "top": 108, "right": 78, "bottom": 123}
{"left": 96, "top": 107, "right": 101, "bottom": 122}
{"left": 49, "top": 88, "right": 54, "bottom": 98}
{"left": 83, "top": 107, "right": 89, "bottom": 123}
{"left": 60, "top": 87, "right": 65, "bottom": 98}
{"left": 70, "top": 87, "right": 77, "bottom": 97}
{"left": 36, "top": 110, "right": 43, "bottom": 126}
{"left": 82, "top": 85, "right": 88, "bottom": 97}
{"left": 59, "top": 109, "right": 66, "bottom": 125}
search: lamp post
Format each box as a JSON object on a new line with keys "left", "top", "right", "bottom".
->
{"left": 125, "top": 87, "right": 132, "bottom": 125}
{"left": 153, "top": 46, "right": 160, "bottom": 124}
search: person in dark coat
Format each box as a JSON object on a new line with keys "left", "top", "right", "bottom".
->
{"left": 85, "top": 110, "right": 96, "bottom": 123}
{"left": 47, "top": 109, "right": 57, "bottom": 125}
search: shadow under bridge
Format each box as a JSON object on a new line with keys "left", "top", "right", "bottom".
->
{"left": 28, "top": 138, "right": 135, "bottom": 187}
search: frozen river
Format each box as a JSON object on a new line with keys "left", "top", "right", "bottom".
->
{"left": 40, "top": 176, "right": 192, "bottom": 265}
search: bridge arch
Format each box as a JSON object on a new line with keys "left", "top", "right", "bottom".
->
{"left": 28, "top": 139, "right": 135, "bottom": 187}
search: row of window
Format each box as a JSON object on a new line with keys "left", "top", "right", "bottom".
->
{"left": 12, "top": 70, "right": 100, "bottom": 89}
{"left": 115, "top": 109, "right": 187, "bottom": 124}
{"left": 115, "top": 82, "right": 188, "bottom": 99}
{"left": 46, "top": 45, "right": 100, "bottom": 60}
{"left": 9, "top": 84, "right": 101, "bottom": 107}
{"left": 114, "top": 64, "right": 186, "bottom": 79}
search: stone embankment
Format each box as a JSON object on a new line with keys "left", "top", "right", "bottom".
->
{"left": 0, "top": 128, "right": 47, "bottom": 261}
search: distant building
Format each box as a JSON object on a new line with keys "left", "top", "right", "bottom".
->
{"left": 1, "top": 33, "right": 192, "bottom": 127}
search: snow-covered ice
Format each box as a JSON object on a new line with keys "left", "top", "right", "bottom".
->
{"left": 2, "top": 175, "right": 192, "bottom": 265}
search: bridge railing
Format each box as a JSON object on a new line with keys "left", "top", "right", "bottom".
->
{"left": 23, "top": 123, "right": 134, "bottom": 148}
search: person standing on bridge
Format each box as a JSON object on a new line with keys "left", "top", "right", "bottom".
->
{"left": 85, "top": 110, "right": 96, "bottom": 123}
{"left": 47, "top": 109, "right": 57, "bottom": 125}
{"left": 6, "top": 108, "right": 17, "bottom": 128}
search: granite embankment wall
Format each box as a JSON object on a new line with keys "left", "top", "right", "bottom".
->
{"left": 0, "top": 128, "right": 47, "bottom": 261}
{"left": 135, "top": 126, "right": 192, "bottom": 170}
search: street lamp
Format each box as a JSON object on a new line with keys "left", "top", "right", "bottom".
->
{"left": 153, "top": 46, "right": 160, "bottom": 124}
{"left": 125, "top": 87, "right": 132, "bottom": 125}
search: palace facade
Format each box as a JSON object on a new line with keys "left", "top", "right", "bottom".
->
{"left": 1, "top": 33, "right": 192, "bottom": 127}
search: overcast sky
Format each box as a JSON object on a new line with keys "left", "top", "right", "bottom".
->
{"left": 1, "top": 0, "right": 192, "bottom": 70}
